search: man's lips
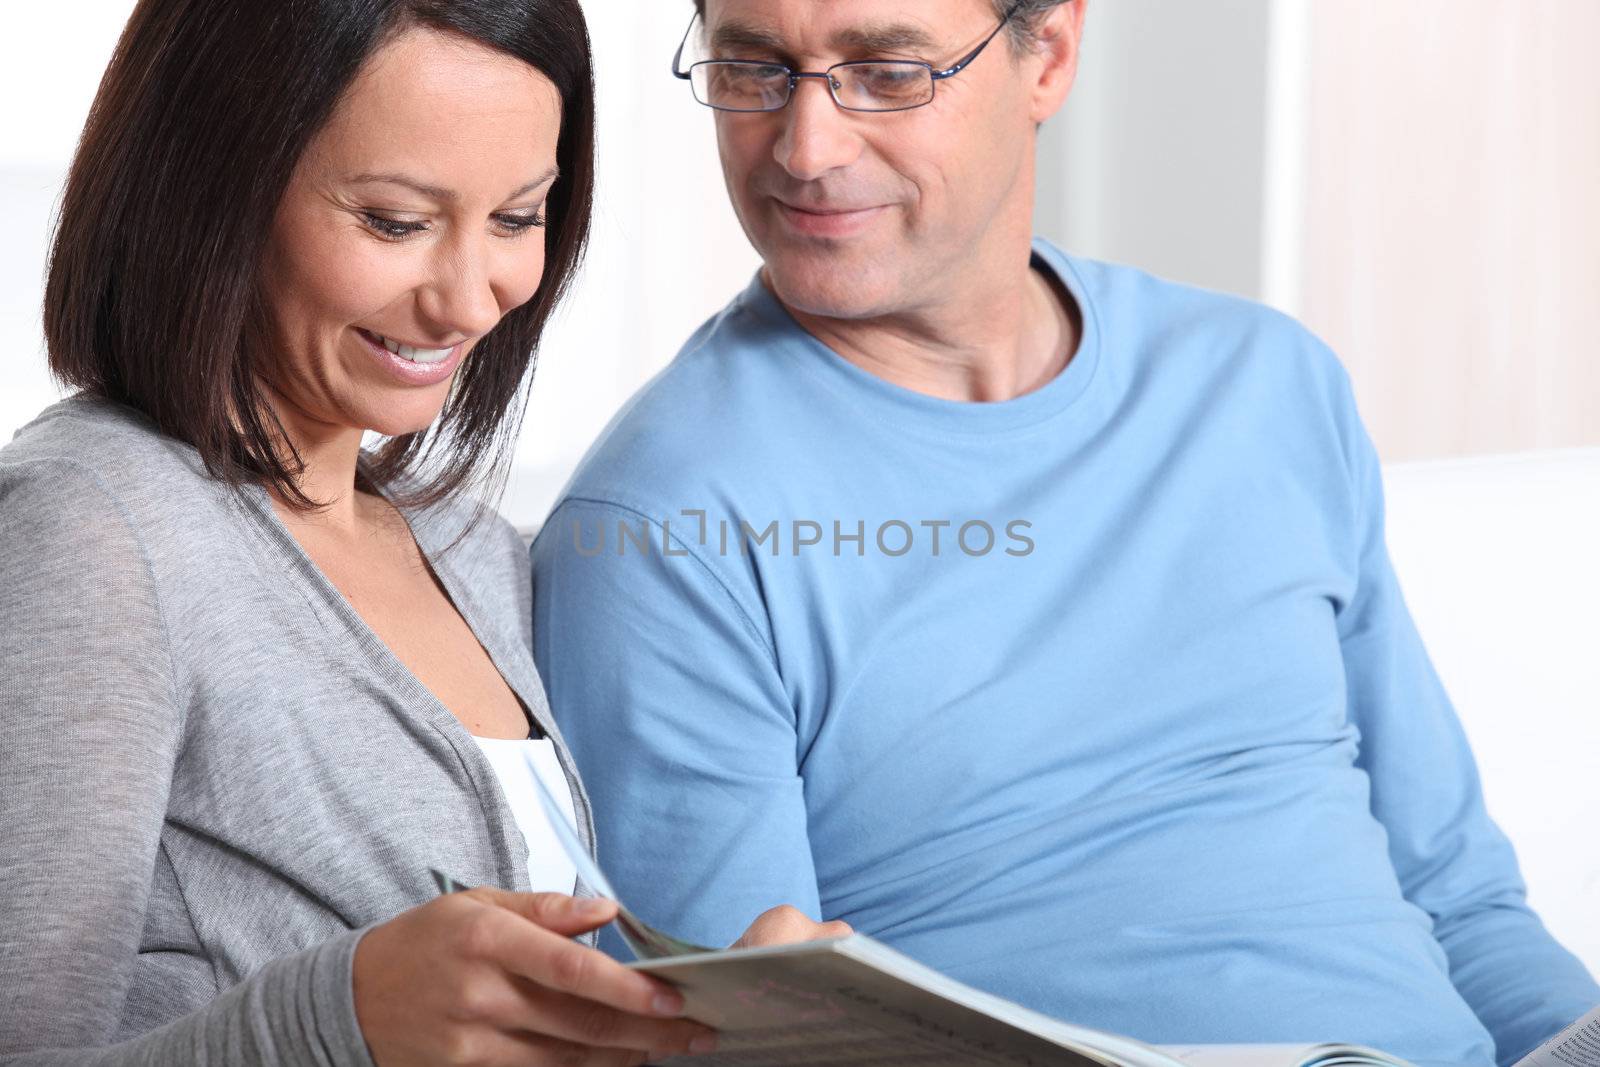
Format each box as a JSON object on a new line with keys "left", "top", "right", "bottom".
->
{"left": 772, "top": 198, "right": 888, "bottom": 238}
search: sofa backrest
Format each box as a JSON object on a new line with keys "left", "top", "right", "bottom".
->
{"left": 1384, "top": 448, "right": 1600, "bottom": 976}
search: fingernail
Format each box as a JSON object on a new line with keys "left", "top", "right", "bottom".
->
{"left": 690, "top": 1035, "right": 719, "bottom": 1054}
{"left": 652, "top": 992, "right": 684, "bottom": 1016}
{"left": 574, "top": 898, "right": 610, "bottom": 917}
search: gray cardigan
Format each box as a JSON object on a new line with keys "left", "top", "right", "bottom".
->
{"left": 0, "top": 396, "right": 596, "bottom": 1065}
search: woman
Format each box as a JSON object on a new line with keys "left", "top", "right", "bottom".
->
{"left": 0, "top": 1, "right": 842, "bottom": 1064}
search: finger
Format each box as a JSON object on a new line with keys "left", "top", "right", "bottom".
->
{"left": 459, "top": 1027, "right": 651, "bottom": 1067}
{"left": 502, "top": 1031, "right": 653, "bottom": 1067}
{"left": 472, "top": 886, "right": 619, "bottom": 937}
{"left": 500, "top": 980, "right": 717, "bottom": 1058}
{"left": 469, "top": 908, "right": 689, "bottom": 1019}
{"left": 732, "top": 904, "right": 820, "bottom": 949}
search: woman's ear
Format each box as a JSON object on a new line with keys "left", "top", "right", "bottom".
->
{"left": 1028, "top": 0, "right": 1088, "bottom": 125}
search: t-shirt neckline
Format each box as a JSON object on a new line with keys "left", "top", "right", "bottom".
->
{"left": 735, "top": 238, "right": 1104, "bottom": 436}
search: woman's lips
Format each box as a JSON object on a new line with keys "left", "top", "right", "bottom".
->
{"left": 773, "top": 199, "right": 887, "bottom": 239}
{"left": 354, "top": 328, "right": 465, "bottom": 387}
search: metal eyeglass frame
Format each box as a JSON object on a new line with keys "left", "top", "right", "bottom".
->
{"left": 671, "top": 0, "right": 1027, "bottom": 114}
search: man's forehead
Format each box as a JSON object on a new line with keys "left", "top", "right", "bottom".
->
{"left": 702, "top": 0, "right": 991, "bottom": 57}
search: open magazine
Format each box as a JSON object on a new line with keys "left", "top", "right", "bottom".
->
{"left": 434, "top": 749, "right": 1432, "bottom": 1066}
{"left": 631, "top": 934, "right": 1413, "bottom": 1067}
{"left": 1513, "top": 1002, "right": 1600, "bottom": 1067}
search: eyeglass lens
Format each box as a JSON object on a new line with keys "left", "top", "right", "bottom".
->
{"left": 690, "top": 61, "right": 937, "bottom": 112}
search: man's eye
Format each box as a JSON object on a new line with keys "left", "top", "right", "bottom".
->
{"left": 723, "top": 63, "right": 787, "bottom": 82}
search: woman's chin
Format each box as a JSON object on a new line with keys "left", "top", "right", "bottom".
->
{"left": 356, "top": 396, "right": 450, "bottom": 441}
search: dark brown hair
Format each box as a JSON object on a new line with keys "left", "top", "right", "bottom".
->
{"left": 45, "top": 0, "right": 596, "bottom": 513}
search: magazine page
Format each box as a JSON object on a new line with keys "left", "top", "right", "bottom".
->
{"left": 1515, "top": 1005, "right": 1600, "bottom": 1067}
{"left": 1164, "top": 1045, "right": 1415, "bottom": 1067}
{"left": 635, "top": 936, "right": 1183, "bottom": 1067}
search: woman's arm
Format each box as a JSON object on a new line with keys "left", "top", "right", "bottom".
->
{"left": 0, "top": 456, "right": 205, "bottom": 1057}
{"left": 0, "top": 458, "right": 714, "bottom": 1066}
{"left": 0, "top": 457, "right": 375, "bottom": 1064}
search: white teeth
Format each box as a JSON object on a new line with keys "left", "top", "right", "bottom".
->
{"left": 374, "top": 333, "right": 453, "bottom": 364}
{"left": 397, "top": 342, "right": 453, "bottom": 364}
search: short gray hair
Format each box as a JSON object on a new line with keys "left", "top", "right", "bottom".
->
{"left": 689, "top": 1, "right": 1072, "bottom": 54}
{"left": 991, "top": 0, "right": 1074, "bottom": 51}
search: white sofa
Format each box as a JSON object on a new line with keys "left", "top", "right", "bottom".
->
{"left": 506, "top": 447, "right": 1600, "bottom": 975}
{"left": 1383, "top": 448, "right": 1600, "bottom": 976}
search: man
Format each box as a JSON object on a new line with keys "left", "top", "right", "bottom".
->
{"left": 530, "top": 2, "right": 1598, "bottom": 1064}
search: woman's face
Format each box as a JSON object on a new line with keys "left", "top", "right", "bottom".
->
{"left": 259, "top": 26, "right": 562, "bottom": 440}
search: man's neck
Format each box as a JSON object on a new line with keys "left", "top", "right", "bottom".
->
{"left": 774, "top": 255, "right": 1081, "bottom": 405}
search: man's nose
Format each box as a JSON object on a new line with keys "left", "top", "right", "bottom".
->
{"left": 772, "top": 75, "right": 862, "bottom": 181}
{"left": 416, "top": 236, "right": 504, "bottom": 341}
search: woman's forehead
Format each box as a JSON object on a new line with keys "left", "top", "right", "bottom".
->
{"left": 308, "top": 27, "right": 561, "bottom": 191}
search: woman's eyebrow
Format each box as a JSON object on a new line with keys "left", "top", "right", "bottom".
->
{"left": 345, "top": 166, "right": 560, "bottom": 203}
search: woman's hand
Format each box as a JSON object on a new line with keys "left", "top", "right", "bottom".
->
{"left": 353, "top": 887, "right": 717, "bottom": 1067}
{"left": 730, "top": 905, "right": 853, "bottom": 951}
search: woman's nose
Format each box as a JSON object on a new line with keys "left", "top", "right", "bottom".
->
{"left": 415, "top": 236, "right": 505, "bottom": 340}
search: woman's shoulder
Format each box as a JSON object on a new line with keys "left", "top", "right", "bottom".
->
{"left": 405, "top": 488, "right": 527, "bottom": 582}
{"left": 392, "top": 479, "right": 532, "bottom": 635}
{"left": 0, "top": 394, "right": 247, "bottom": 579}
{"left": 2, "top": 393, "right": 217, "bottom": 505}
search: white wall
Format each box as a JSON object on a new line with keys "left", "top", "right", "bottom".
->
{"left": 0, "top": 4, "right": 135, "bottom": 452}
{"left": 509, "top": 2, "right": 757, "bottom": 521}
{"left": 1040, "top": 0, "right": 1600, "bottom": 463}
{"left": 1298, "top": 0, "right": 1600, "bottom": 461}
{"left": 1038, "top": 0, "right": 1275, "bottom": 303}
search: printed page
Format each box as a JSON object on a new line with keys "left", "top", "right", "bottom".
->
{"left": 637, "top": 936, "right": 1181, "bottom": 1067}
{"left": 1516, "top": 1005, "right": 1600, "bottom": 1067}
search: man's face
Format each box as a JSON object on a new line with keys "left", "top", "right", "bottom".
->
{"left": 701, "top": 0, "right": 1050, "bottom": 320}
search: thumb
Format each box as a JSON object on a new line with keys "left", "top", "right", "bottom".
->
{"left": 471, "top": 887, "right": 619, "bottom": 936}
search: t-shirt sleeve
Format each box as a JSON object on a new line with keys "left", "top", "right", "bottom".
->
{"left": 531, "top": 497, "right": 823, "bottom": 955}
{"left": 0, "top": 457, "right": 374, "bottom": 1066}
{"left": 1329, "top": 388, "right": 1600, "bottom": 1065}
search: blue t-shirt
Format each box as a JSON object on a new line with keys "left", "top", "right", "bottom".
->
{"left": 531, "top": 241, "right": 1596, "bottom": 1067}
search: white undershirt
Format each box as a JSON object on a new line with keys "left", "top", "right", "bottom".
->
{"left": 473, "top": 736, "right": 580, "bottom": 896}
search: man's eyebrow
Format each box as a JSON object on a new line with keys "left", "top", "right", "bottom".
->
{"left": 708, "top": 20, "right": 938, "bottom": 59}
{"left": 708, "top": 21, "right": 789, "bottom": 56}
{"left": 345, "top": 165, "right": 560, "bottom": 204}
{"left": 830, "top": 22, "right": 939, "bottom": 55}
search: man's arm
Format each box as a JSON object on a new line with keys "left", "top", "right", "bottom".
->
{"left": 1333, "top": 394, "right": 1599, "bottom": 1066}
{"left": 531, "top": 497, "right": 822, "bottom": 956}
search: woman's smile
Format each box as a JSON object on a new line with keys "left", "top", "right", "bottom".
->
{"left": 353, "top": 326, "right": 466, "bottom": 387}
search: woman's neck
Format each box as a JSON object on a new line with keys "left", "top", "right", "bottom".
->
{"left": 263, "top": 399, "right": 372, "bottom": 533}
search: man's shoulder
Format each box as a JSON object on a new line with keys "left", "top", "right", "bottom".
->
{"left": 1045, "top": 246, "right": 1359, "bottom": 445}
{"left": 1058, "top": 246, "right": 1344, "bottom": 378}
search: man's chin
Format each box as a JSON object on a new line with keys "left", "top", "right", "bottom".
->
{"left": 761, "top": 251, "right": 900, "bottom": 322}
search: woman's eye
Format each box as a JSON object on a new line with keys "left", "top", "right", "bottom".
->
{"left": 362, "top": 212, "right": 428, "bottom": 241}
{"left": 494, "top": 211, "right": 547, "bottom": 236}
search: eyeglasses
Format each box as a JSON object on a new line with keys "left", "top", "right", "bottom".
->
{"left": 671, "top": 1, "right": 1025, "bottom": 114}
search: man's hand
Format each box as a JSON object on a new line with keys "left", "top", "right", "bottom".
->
{"left": 730, "top": 905, "right": 853, "bottom": 950}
